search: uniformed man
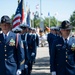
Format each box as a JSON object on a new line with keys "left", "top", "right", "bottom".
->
{"left": 0, "top": 15, "right": 25, "bottom": 75}
{"left": 20, "top": 24, "right": 29, "bottom": 75}
{"left": 54, "top": 26, "right": 61, "bottom": 36}
{"left": 47, "top": 27, "right": 57, "bottom": 55}
{"left": 32, "top": 28, "right": 39, "bottom": 58}
{"left": 50, "top": 20, "right": 75, "bottom": 75}
{"left": 27, "top": 27, "right": 36, "bottom": 75}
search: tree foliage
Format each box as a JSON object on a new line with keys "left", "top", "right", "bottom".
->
{"left": 70, "top": 11, "right": 75, "bottom": 27}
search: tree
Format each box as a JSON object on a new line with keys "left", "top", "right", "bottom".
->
{"left": 31, "top": 11, "right": 40, "bottom": 27}
{"left": 44, "top": 16, "right": 61, "bottom": 27}
{"left": 34, "top": 18, "right": 40, "bottom": 27}
{"left": 11, "top": 14, "right": 15, "bottom": 21}
{"left": 70, "top": 11, "right": 75, "bottom": 26}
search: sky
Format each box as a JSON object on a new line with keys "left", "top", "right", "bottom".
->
{"left": 0, "top": 0, "right": 75, "bottom": 21}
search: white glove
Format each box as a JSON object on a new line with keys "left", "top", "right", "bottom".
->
{"left": 51, "top": 71, "right": 56, "bottom": 75}
{"left": 16, "top": 69, "right": 21, "bottom": 75}
{"left": 25, "top": 64, "right": 28, "bottom": 69}
{"left": 31, "top": 52, "right": 35, "bottom": 56}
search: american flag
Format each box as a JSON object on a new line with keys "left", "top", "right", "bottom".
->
{"left": 13, "top": 0, "right": 25, "bottom": 28}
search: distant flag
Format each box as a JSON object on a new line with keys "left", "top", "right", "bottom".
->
{"left": 36, "top": 4, "right": 39, "bottom": 9}
{"left": 13, "top": 0, "right": 25, "bottom": 28}
{"left": 26, "top": 7, "right": 31, "bottom": 27}
{"left": 48, "top": 12, "right": 50, "bottom": 16}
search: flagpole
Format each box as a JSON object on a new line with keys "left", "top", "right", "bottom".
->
{"left": 40, "top": 0, "right": 42, "bottom": 28}
{"left": 48, "top": 12, "right": 50, "bottom": 28}
{"left": 49, "top": 16, "right": 50, "bottom": 28}
{"left": 40, "top": 0, "right": 41, "bottom": 19}
{"left": 32, "top": 12, "right": 34, "bottom": 27}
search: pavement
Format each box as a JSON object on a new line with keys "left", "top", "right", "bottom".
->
{"left": 31, "top": 47, "right": 51, "bottom": 75}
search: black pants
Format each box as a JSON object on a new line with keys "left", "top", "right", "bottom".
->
{"left": 28, "top": 62, "right": 33, "bottom": 75}
{"left": 21, "top": 68, "right": 28, "bottom": 75}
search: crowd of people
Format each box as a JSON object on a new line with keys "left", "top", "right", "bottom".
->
{"left": 0, "top": 15, "right": 39, "bottom": 75}
{"left": 0, "top": 15, "right": 75, "bottom": 75}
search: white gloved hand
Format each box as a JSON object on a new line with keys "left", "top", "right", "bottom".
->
{"left": 31, "top": 52, "right": 35, "bottom": 56}
{"left": 51, "top": 71, "right": 56, "bottom": 75}
{"left": 25, "top": 64, "right": 28, "bottom": 69}
{"left": 16, "top": 69, "right": 21, "bottom": 75}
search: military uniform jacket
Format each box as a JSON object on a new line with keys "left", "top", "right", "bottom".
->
{"left": 0, "top": 31, "right": 25, "bottom": 75}
{"left": 21, "top": 34, "right": 29, "bottom": 65}
{"left": 36, "top": 34, "right": 39, "bottom": 47}
{"left": 47, "top": 33, "right": 56, "bottom": 55}
{"left": 50, "top": 36, "right": 75, "bottom": 75}
{"left": 27, "top": 33, "right": 36, "bottom": 62}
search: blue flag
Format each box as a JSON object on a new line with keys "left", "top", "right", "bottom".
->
{"left": 26, "top": 8, "right": 30, "bottom": 27}
{"left": 48, "top": 12, "right": 50, "bottom": 16}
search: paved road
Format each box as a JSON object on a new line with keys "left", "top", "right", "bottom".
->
{"left": 31, "top": 47, "right": 51, "bottom": 75}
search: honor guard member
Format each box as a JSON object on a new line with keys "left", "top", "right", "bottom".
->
{"left": 27, "top": 27, "right": 36, "bottom": 75}
{"left": 32, "top": 28, "right": 39, "bottom": 47}
{"left": 32, "top": 28, "right": 39, "bottom": 60}
{"left": 54, "top": 26, "right": 61, "bottom": 36}
{"left": 20, "top": 24, "right": 29, "bottom": 75}
{"left": 50, "top": 20, "right": 75, "bottom": 75}
{"left": 47, "top": 27, "right": 57, "bottom": 56}
{"left": 0, "top": 15, "right": 25, "bottom": 75}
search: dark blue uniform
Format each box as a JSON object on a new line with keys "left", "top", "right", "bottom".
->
{"left": 27, "top": 33, "right": 36, "bottom": 75}
{"left": 33, "top": 33, "right": 39, "bottom": 59}
{"left": 0, "top": 31, "right": 25, "bottom": 75}
{"left": 50, "top": 36, "right": 75, "bottom": 75}
{"left": 47, "top": 33, "right": 56, "bottom": 55}
{"left": 27, "top": 33, "right": 36, "bottom": 62}
{"left": 36, "top": 34, "right": 39, "bottom": 47}
{"left": 21, "top": 33, "right": 29, "bottom": 75}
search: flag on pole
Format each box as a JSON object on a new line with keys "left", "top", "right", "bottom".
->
{"left": 26, "top": 7, "right": 31, "bottom": 27}
{"left": 13, "top": 0, "right": 25, "bottom": 28}
{"left": 48, "top": 12, "right": 50, "bottom": 16}
{"left": 36, "top": 4, "right": 39, "bottom": 9}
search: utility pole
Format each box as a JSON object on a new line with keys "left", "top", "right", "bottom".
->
{"left": 40, "top": 0, "right": 42, "bottom": 20}
{"left": 40, "top": 0, "right": 44, "bottom": 30}
{"left": 40, "top": 0, "right": 42, "bottom": 28}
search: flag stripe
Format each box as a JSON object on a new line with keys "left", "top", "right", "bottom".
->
{"left": 22, "top": 8, "right": 25, "bottom": 23}
{"left": 13, "top": 14, "right": 21, "bottom": 20}
{"left": 13, "top": 22, "right": 21, "bottom": 28}
{"left": 13, "top": 18, "right": 21, "bottom": 26}
{"left": 13, "top": 16, "right": 21, "bottom": 22}
{"left": 12, "top": 0, "right": 25, "bottom": 29}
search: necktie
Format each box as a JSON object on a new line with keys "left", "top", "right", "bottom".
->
{"left": 5, "top": 34, "right": 7, "bottom": 42}
{"left": 65, "top": 39, "right": 68, "bottom": 48}
{"left": 65, "top": 39, "right": 67, "bottom": 44}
